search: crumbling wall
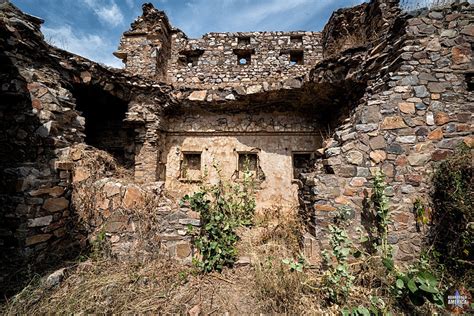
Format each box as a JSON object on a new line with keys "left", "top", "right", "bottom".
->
{"left": 168, "top": 31, "right": 322, "bottom": 89}
{"left": 0, "top": 1, "right": 175, "bottom": 294}
{"left": 301, "top": 1, "right": 473, "bottom": 263}
{"left": 116, "top": 4, "right": 323, "bottom": 89}
{"left": 63, "top": 144, "right": 197, "bottom": 262}
{"left": 114, "top": 3, "right": 172, "bottom": 81}
{"left": 0, "top": 3, "right": 86, "bottom": 294}
{"left": 321, "top": 0, "right": 400, "bottom": 57}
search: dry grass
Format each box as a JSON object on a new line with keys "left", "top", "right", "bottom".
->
{"left": 1, "top": 206, "right": 330, "bottom": 315}
{"left": 1, "top": 204, "right": 428, "bottom": 315}
{"left": 1, "top": 258, "right": 261, "bottom": 315}
{"left": 237, "top": 206, "right": 330, "bottom": 314}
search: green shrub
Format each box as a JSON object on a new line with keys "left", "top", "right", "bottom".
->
{"left": 322, "top": 206, "right": 355, "bottom": 304}
{"left": 181, "top": 163, "right": 256, "bottom": 273}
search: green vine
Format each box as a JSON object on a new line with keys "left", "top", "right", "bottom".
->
{"left": 370, "top": 171, "right": 444, "bottom": 308}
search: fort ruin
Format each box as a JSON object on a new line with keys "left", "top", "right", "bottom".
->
{"left": 0, "top": 0, "right": 472, "bottom": 296}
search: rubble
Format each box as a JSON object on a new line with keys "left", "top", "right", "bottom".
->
{"left": 0, "top": 0, "right": 472, "bottom": 295}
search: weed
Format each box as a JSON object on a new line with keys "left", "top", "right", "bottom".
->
{"left": 181, "top": 161, "right": 256, "bottom": 273}
{"left": 282, "top": 254, "right": 306, "bottom": 272}
{"left": 322, "top": 206, "right": 355, "bottom": 304}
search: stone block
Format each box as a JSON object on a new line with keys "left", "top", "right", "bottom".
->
{"left": 349, "top": 177, "right": 366, "bottom": 187}
{"left": 25, "top": 234, "right": 52, "bottom": 246}
{"left": 381, "top": 116, "right": 407, "bottom": 129}
{"left": 346, "top": 150, "right": 364, "bottom": 165}
{"left": 188, "top": 90, "right": 207, "bottom": 101}
{"left": 434, "top": 112, "right": 450, "bottom": 125}
{"left": 407, "top": 153, "right": 431, "bottom": 166}
{"left": 43, "top": 197, "right": 69, "bottom": 212}
{"left": 123, "top": 186, "right": 145, "bottom": 209}
{"left": 398, "top": 102, "right": 415, "bottom": 114}
{"left": 370, "top": 150, "right": 387, "bottom": 163}
{"left": 369, "top": 135, "right": 386, "bottom": 150}
{"left": 103, "top": 182, "right": 122, "bottom": 197}
{"left": 73, "top": 167, "right": 90, "bottom": 183}
{"left": 176, "top": 242, "right": 191, "bottom": 259}
{"left": 428, "top": 128, "right": 443, "bottom": 140}
{"left": 314, "top": 204, "right": 336, "bottom": 212}
{"left": 28, "top": 215, "right": 53, "bottom": 227}
{"left": 178, "top": 218, "right": 201, "bottom": 226}
{"left": 29, "top": 186, "right": 64, "bottom": 197}
{"left": 427, "top": 82, "right": 447, "bottom": 93}
{"left": 246, "top": 84, "right": 263, "bottom": 94}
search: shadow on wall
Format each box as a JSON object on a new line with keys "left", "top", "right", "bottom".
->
{"left": 73, "top": 84, "right": 136, "bottom": 169}
{"left": 0, "top": 46, "right": 54, "bottom": 297}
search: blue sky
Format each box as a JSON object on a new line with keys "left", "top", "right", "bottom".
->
{"left": 12, "top": 0, "right": 366, "bottom": 68}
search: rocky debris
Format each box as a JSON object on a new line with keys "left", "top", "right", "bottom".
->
{"left": 0, "top": 0, "right": 472, "bottom": 287}
{"left": 44, "top": 268, "right": 66, "bottom": 289}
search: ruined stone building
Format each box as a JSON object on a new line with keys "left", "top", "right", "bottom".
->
{"left": 0, "top": 0, "right": 472, "bottom": 294}
{"left": 112, "top": 4, "right": 326, "bottom": 210}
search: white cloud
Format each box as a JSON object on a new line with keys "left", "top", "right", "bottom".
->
{"left": 173, "top": 0, "right": 365, "bottom": 37}
{"left": 43, "top": 25, "right": 123, "bottom": 68}
{"left": 82, "top": 0, "right": 124, "bottom": 27}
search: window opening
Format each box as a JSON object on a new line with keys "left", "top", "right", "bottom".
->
{"left": 238, "top": 36, "right": 251, "bottom": 45}
{"left": 293, "top": 153, "right": 312, "bottom": 179}
{"left": 290, "top": 35, "right": 303, "bottom": 44}
{"left": 234, "top": 49, "right": 254, "bottom": 66}
{"left": 180, "top": 152, "right": 202, "bottom": 180}
{"left": 238, "top": 153, "right": 258, "bottom": 178}
{"left": 289, "top": 50, "right": 304, "bottom": 65}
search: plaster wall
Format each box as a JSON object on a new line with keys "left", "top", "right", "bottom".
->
{"left": 162, "top": 133, "right": 321, "bottom": 210}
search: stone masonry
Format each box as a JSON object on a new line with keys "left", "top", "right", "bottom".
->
{"left": 0, "top": 0, "right": 472, "bottom": 295}
{"left": 115, "top": 3, "right": 323, "bottom": 90}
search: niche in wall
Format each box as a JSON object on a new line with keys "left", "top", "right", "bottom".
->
{"left": 73, "top": 84, "right": 136, "bottom": 168}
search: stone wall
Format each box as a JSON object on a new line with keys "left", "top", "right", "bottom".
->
{"left": 321, "top": 0, "right": 399, "bottom": 57}
{"left": 66, "top": 144, "right": 197, "bottom": 262}
{"left": 0, "top": 1, "right": 175, "bottom": 294}
{"left": 0, "top": 4, "right": 85, "bottom": 292}
{"left": 168, "top": 30, "right": 322, "bottom": 89}
{"left": 300, "top": 1, "right": 473, "bottom": 262}
{"left": 116, "top": 4, "right": 323, "bottom": 90}
{"left": 114, "top": 3, "right": 173, "bottom": 81}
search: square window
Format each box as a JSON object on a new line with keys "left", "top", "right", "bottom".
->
{"left": 289, "top": 51, "right": 304, "bottom": 65}
{"left": 290, "top": 35, "right": 303, "bottom": 44}
{"left": 180, "top": 152, "right": 201, "bottom": 180}
{"left": 237, "top": 52, "right": 251, "bottom": 65}
{"left": 293, "top": 153, "right": 312, "bottom": 179}
{"left": 179, "top": 49, "right": 204, "bottom": 67}
{"left": 238, "top": 153, "right": 258, "bottom": 178}
{"left": 238, "top": 36, "right": 251, "bottom": 45}
{"left": 234, "top": 49, "right": 254, "bottom": 66}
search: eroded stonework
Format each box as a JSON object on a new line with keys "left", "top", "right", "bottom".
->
{"left": 0, "top": 0, "right": 472, "bottom": 295}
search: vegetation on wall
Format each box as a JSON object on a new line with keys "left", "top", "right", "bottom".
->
{"left": 3, "top": 150, "right": 473, "bottom": 315}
